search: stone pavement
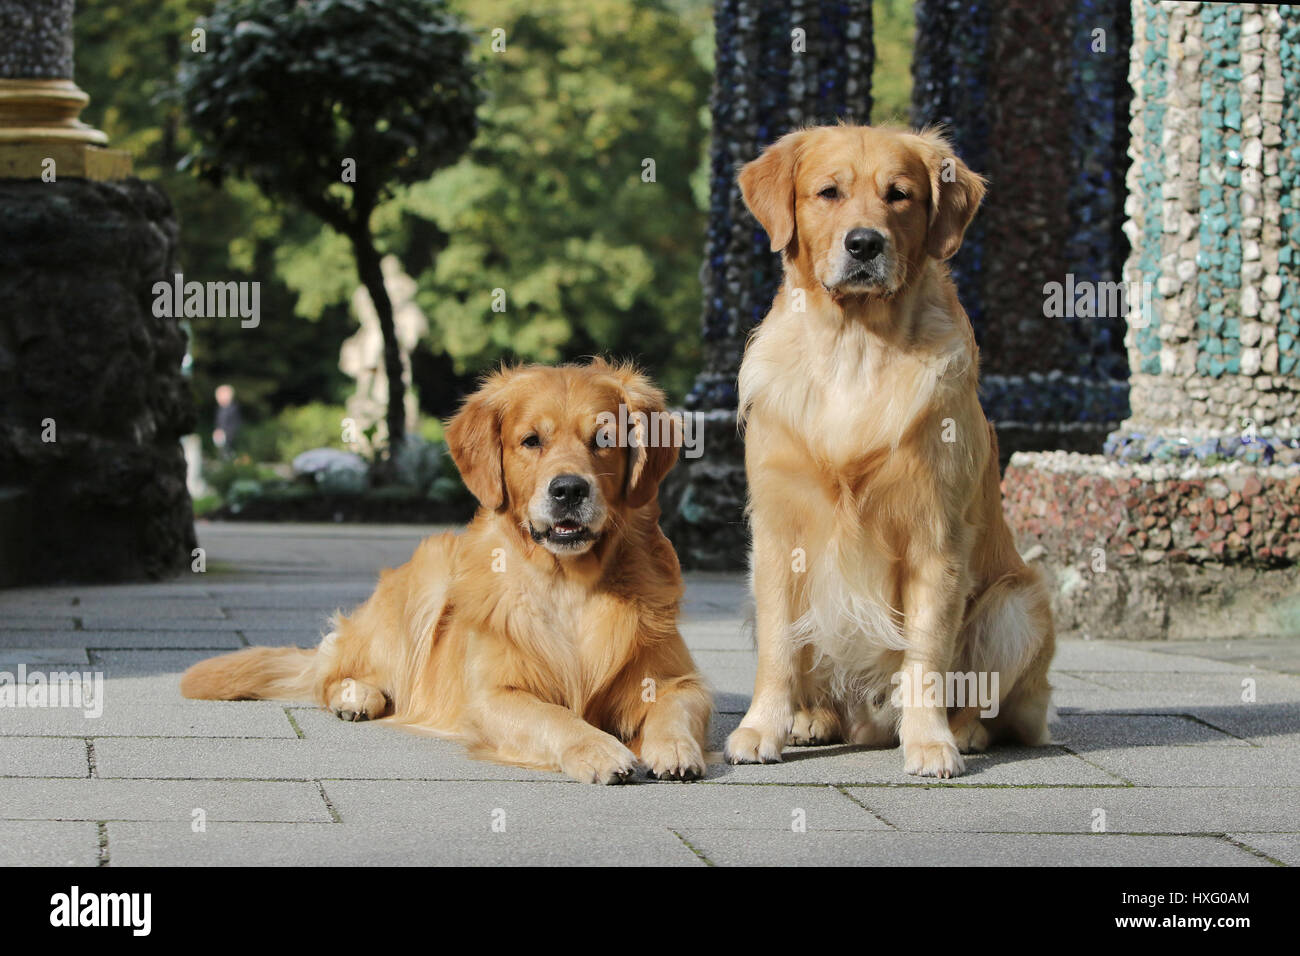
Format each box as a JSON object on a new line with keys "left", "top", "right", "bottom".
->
{"left": 1, "top": 522, "right": 1298, "bottom": 866}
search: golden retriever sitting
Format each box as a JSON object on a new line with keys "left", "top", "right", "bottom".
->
{"left": 182, "top": 360, "right": 711, "bottom": 784}
{"left": 725, "top": 124, "right": 1055, "bottom": 778}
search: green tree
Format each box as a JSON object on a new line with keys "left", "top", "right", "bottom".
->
{"left": 331, "top": 0, "right": 713, "bottom": 400}
{"left": 871, "top": 0, "right": 916, "bottom": 124}
{"left": 179, "top": 0, "right": 481, "bottom": 454}
{"left": 75, "top": 0, "right": 357, "bottom": 438}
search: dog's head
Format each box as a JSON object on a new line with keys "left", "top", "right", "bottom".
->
{"left": 738, "top": 124, "right": 986, "bottom": 302}
{"left": 444, "top": 359, "right": 678, "bottom": 558}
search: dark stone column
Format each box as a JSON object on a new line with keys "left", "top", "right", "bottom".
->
{"left": 0, "top": 1, "right": 195, "bottom": 584}
{"left": 662, "top": 0, "right": 875, "bottom": 569}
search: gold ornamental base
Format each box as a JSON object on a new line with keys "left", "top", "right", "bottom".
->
{"left": 0, "top": 78, "right": 130, "bottom": 180}
{"left": 0, "top": 141, "right": 132, "bottom": 180}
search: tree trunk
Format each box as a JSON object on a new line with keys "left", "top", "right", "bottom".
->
{"left": 349, "top": 221, "right": 406, "bottom": 456}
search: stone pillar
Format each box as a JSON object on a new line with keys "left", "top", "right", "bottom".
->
{"left": 911, "top": 0, "right": 1133, "bottom": 458}
{"left": 0, "top": 0, "right": 196, "bottom": 584}
{"left": 1001, "top": 2, "right": 1300, "bottom": 640}
{"left": 662, "top": 0, "right": 875, "bottom": 569}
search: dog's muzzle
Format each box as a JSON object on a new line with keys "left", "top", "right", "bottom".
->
{"left": 826, "top": 227, "right": 895, "bottom": 295}
{"left": 529, "top": 474, "right": 602, "bottom": 551}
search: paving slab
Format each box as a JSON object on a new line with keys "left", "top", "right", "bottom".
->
{"left": 91, "top": 735, "right": 560, "bottom": 782}
{"left": 1182, "top": 701, "right": 1300, "bottom": 747}
{"left": 76, "top": 616, "right": 253, "bottom": 631}
{"left": 1074, "top": 671, "right": 1298, "bottom": 702}
{"left": 0, "top": 616, "right": 80, "bottom": 631}
{"left": 237, "top": 630, "right": 326, "bottom": 648}
{"left": 0, "top": 630, "right": 244, "bottom": 650}
{"left": 1083, "top": 744, "right": 1300, "bottom": 787}
{"left": 0, "top": 821, "right": 101, "bottom": 866}
{"left": 217, "top": 610, "right": 340, "bottom": 632}
{"left": 675, "top": 830, "right": 1272, "bottom": 866}
{"left": 0, "top": 648, "right": 91, "bottom": 666}
{"left": 321, "top": 779, "right": 887, "bottom": 831}
{"left": 1053, "top": 713, "right": 1251, "bottom": 749}
{"left": 680, "top": 620, "right": 752, "bottom": 652}
{"left": 0, "top": 779, "right": 332, "bottom": 822}
{"left": 704, "top": 741, "right": 1122, "bottom": 786}
{"left": 1051, "top": 642, "right": 1255, "bottom": 673}
{"left": 106, "top": 821, "right": 702, "bottom": 867}
{"left": 0, "top": 737, "right": 89, "bottom": 777}
{"left": 846, "top": 785, "right": 1300, "bottom": 833}
{"left": 1228, "top": 832, "right": 1300, "bottom": 865}
{"left": 0, "top": 701, "right": 295, "bottom": 738}
{"left": 1138, "top": 638, "right": 1300, "bottom": 676}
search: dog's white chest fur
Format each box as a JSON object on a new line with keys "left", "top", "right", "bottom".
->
{"left": 739, "top": 295, "right": 971, "bottom": 688}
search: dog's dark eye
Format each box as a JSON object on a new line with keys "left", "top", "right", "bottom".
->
{"left": 521, "top": 434, "right": 541, "bottom": 449}
{"left": 886, "top": 186, "right": 909, "bottom": 203}
{"left": 818, "top": 185, "right": 840, "bottom": 200}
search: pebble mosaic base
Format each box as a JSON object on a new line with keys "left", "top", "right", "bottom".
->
{"left": 1120, "top": 1, "right": 1300, "bottom": 435}
{"left": 1004, "top": 451, "right": 1300, "bottom": 568}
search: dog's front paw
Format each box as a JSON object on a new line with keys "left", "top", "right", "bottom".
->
{"left": 903, "top": 739, "right": 965, "bottom": 778}
{"left": 560, "top": 734, "right": 639, "bottom": 785}
{"left": 327, "top": 678, "right": 388, "bottom": 722}
{"left": 725, "top": 725, "right": 785, "bottom": 764}
{"left": 951, "top": 719, "right": 990, "bottom": 754}
{"left": 788, "top": 707, "right": 841, "bottom": 746}
{"left": 641, "top": 735, "right": 706, "bottom": 781}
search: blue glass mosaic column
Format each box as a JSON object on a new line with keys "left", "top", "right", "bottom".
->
{"left": 668, "top": 0, "right": 875, "bottom": 568}
{"left": 911, "top": 0, "right": 1133, "bottom": 455}
{"left": 686, "top": 0, "right": 875, "bottom": 411}
{"left": 1111, "top": 1, "right": 1300, "bottom": 462}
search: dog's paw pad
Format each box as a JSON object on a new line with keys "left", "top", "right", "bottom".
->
{"left": 952, "top": 721, "right": 990, "bottom": 754}
{"left": 560, "top": 735, "right": 639, "bottom": 785}
{"left": 642, "top": 736, "right": 706, "bottom": 782}
{"left": 327, "top": 678, "right": 387, "bottom": 722}
{"left": 903, "top": 740, "right": 965, "bottom": 778}
{"left": 787, "top": 708, "right": 841, "bottom": 746}
{"left": 724, "top": 726, "right": 785, "bottom": 765}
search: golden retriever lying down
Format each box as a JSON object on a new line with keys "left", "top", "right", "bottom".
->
{"left": 182, "top": 360, "right": 711, "bottom": 784}
{"left": 725, "top": 124, "right": 1055, "bottom": 778}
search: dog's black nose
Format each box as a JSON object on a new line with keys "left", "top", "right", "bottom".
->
{"left": 844, "top": 228, "right": 886, "bottom": 262}
{"left": 548, "top": 475, "right": 590, "bottom": 507}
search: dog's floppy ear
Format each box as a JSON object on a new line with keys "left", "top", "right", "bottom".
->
{"left": 738, "top": 129, "right": 809, "bottom": 254}
{"left": 599, "top": 362, "right": 678, "bottom": 509}
{"left": 444, "top": 371, "right": 508, "bottom": 511}
{"left": 910, "top": 127, "right": 987, "bottom": 261}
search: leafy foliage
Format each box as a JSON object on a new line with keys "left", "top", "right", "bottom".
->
{"left": 396, "top": 0, "right": 712, "bottom": 398}
{"left": 178, "top": 0, "right": 482, "bottom": 450}
{"left": 180, "top": 0, "right": 481, "bottom": 230}
{"left": 76, "top": 0, "right": 357, "bottom": 433}
{"left": 871, "top": 0, "right": 916, "bottom": 124}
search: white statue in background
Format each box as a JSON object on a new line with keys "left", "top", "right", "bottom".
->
{"left": 339, "top": 254, "right": 427, "bottom": 455}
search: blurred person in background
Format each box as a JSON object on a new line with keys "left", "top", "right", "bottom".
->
{"left": 213, "top": 384, "right": 242, "bottom": 460}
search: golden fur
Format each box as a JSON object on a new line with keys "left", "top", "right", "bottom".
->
{"left": 725, "top": 124, "right": 1055, "bottom": 777}
{"left": 182, "top": 360, "right": 711, "bottom": 784}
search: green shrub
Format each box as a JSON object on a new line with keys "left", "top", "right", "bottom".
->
{"left": 203, "top": 458, "right": 282, "bottom": 498}
{"left": 238, "top": 403, "right": 353, "bottom": 465}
